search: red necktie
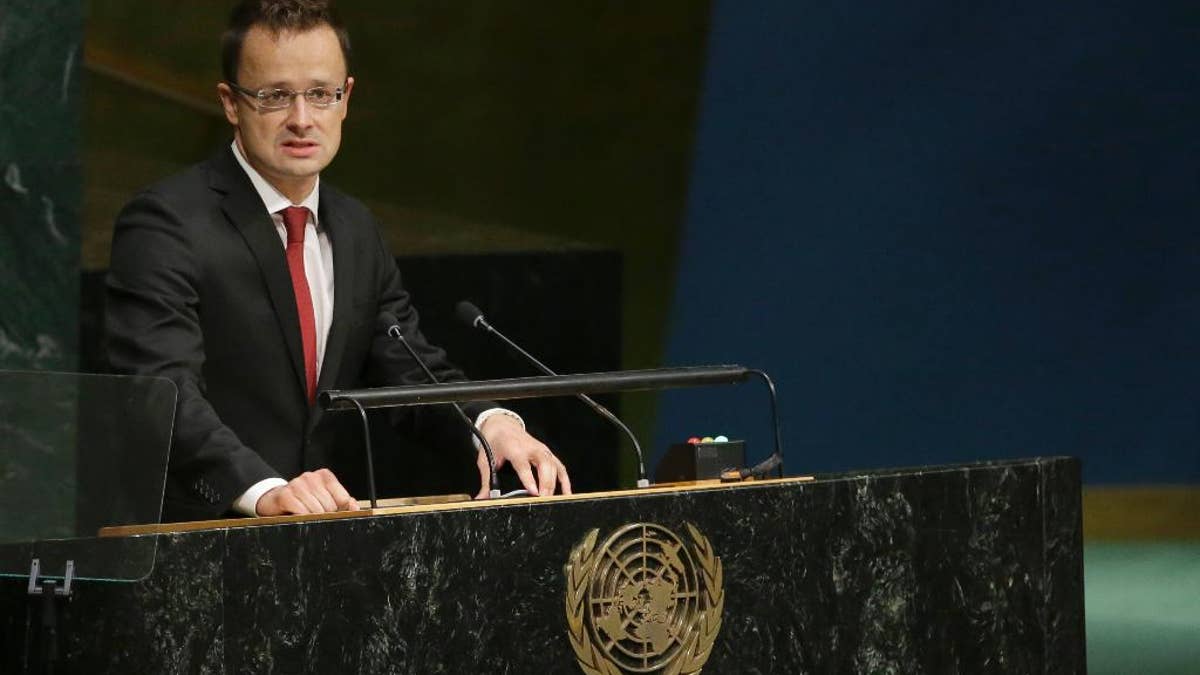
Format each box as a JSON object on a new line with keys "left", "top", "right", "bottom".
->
{"left": 280, "top": 206, "right": 317, "bottom": 404}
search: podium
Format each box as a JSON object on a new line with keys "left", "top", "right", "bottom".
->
{"left": 1, "top": 456, "right": 1085, "bottom": 674}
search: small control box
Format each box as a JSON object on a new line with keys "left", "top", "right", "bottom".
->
{"left": 654, "top": 437, "right": 745, "bottom": 482}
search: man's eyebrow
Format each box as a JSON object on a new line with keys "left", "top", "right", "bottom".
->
{"left": 243, "top": 80, "right": 294, "bottom": 89}
{"left": 243, "top": 78, "right": 342, "bottom": 89}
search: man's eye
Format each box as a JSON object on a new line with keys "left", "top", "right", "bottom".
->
{"left": 262, "top": 90, "right": 292, "bottom": 106}
{"left": 307, "top": 88, "right": 334, "bottom": 104}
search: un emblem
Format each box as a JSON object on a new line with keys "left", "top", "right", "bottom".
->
{"left": 564, "top": 523, "right": 724, "bottom": 675}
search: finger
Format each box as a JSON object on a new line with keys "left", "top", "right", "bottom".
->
{"left": 556, "top": 458, "right": 573, "bottom": 495}
{"left": 313, "top": 486, "right": 340, "bottom": 512}
{"left": 302, "top": 468, "right": 350, "bottom": 509}
{"left": 277, "top": 488, "right": 311, "bottom": 516}
{"left": 513, "top": 456, "right": 540, "bottom": 497}
{"left": 322, "top": 474, "right": 357, "bottom": 511}
{"left": 300, "top": 482, "right": 338, "bottom": 512}
{"left": 475, "top": 450, "right": 492, "bottom": 499}
{"left": 312, "top": 469, "right": 356, "bottom": 511}
{"left": 295, "top": 470, "right": 338, "bottom": 506}
{"left": 535, "top": 453, "right": 557, "bottom": 497}
{"left": 298, "top": 491, "right": 325, "bottom": 514}
{"left": 298, "top": 472, "right": 340, "bottom": 512}
{"left": 291, "top": 484, "right": 326, "bottom": 514}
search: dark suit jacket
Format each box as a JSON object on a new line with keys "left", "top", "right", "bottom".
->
{"left": 106, "top": 146, "right": 488, "bottom": 522}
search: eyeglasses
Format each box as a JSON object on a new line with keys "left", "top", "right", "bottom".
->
{"left": 226, "top": 81, "right": 347, "bottom": 111}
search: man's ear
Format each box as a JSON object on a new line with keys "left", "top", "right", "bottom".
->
{"left": 339, "top": 76, "right": 355, "bottom": 119}
{"left": 216, "top": 83, "right": 240, "bottom": 127}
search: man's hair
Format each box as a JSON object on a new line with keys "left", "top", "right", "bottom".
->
{"left": 221, "top": 0, "right": 352, "bottom": 84}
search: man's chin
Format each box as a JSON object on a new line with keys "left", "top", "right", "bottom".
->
{"left": 272, "top": 156, "right": 328, "bottom": 178}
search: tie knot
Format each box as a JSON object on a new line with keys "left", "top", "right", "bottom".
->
{"left": 280, "top": 206, "right": 310, "bottom": 244}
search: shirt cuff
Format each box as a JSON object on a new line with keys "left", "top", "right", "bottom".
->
{"left": 473, "top": 407, "right": 525, "bottom": 452}
{"left": 233, "top": 477, "right": 289, "bottom": 516}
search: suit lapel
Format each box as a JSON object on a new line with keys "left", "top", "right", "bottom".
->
{"left": 313, "top": 189, "right": 354, "bottom": 399}
{"left": 210, "top": 148, "right": 309, "bottom": 401}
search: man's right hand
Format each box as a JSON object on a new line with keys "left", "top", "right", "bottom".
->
{"left": 255, "top": 469, "right": 359, "bottom": 516}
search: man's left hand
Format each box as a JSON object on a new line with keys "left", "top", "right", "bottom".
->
{"left": 475, "top": 414, "right": 572, "bottom": 499}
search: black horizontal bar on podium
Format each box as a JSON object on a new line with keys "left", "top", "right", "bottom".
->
{"left": 321, "top": 365, "right": 749, "bottom": 410}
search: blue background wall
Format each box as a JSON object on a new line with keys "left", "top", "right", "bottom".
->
{"left": 656, "top": 1, "right": 1200, "bottom": 484}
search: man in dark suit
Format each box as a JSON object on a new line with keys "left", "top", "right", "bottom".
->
{"left": 106, "top": 0, "right": 570, "bottom": 522}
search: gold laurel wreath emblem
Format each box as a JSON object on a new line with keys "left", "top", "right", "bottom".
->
{"left": 565, "top": 523, "right": 725, "bottom": 675}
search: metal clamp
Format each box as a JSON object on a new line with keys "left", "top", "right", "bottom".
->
{"left": 26, "top": 559, "right": 74, "bottom": 598}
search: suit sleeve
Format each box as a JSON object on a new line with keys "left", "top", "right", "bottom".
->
{"left": 106, "top": 191, "right": 280, "bottom": 517}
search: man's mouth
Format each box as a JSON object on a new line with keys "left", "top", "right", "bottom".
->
{"left": 281, "top": 140, "right": 319, "bottom": 158}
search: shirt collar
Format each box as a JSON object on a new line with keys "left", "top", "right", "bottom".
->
{"left": 230, "top": 140, "right": 321, "bottom": 224}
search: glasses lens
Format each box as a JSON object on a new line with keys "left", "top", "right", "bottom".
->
{"left": 259, "top": 89, "right": 294, "bottom": 110}
{"left": 305, "top": 87, "right": 339, "bottom": 107}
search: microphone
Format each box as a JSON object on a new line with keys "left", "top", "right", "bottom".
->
{"left": 377, "top": 312, "right": 502, "bottom": 499}
{"left": 455, "top": 300, "right": 651, "bottom": 488}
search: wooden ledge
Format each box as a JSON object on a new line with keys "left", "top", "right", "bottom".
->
{"left": 99, "top": 476, "right": 815, "bottom": 538}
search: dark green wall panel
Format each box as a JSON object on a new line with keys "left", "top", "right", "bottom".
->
{"left": 0, "top": 0, "right": 84, "bottom": 369}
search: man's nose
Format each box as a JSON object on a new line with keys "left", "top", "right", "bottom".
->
{"left": 286, "top": 95, "right": 314, "bottom": 129}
